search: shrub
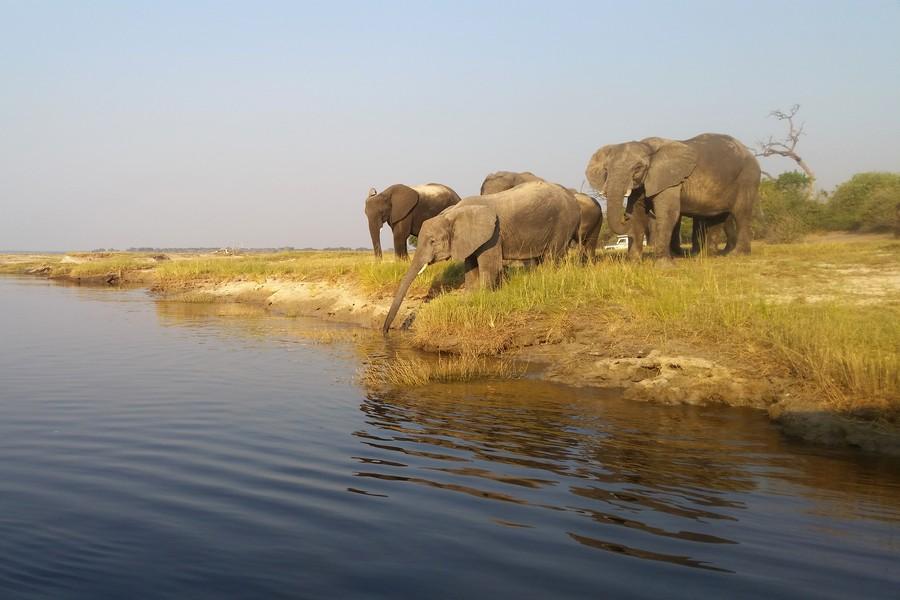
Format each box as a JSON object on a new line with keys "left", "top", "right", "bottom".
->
{"left": 824, "top": 172, "right": 900, "bottom": 232}
{"left": 753, "top": 172, "right": 823, "bottom": 242}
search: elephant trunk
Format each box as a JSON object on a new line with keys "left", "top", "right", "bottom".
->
{"left": 382, "top": 250, "right": 431, "bottom": 334}
{"left": 604, "top": 175, "right": 633, "bottom": 236}
{"left": 368, "top": 217, "right": 383, "bottom": 260}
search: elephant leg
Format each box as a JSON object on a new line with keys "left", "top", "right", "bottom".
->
{"left": 650, "top": 188, "right": 681, "bottom": 261}
{"left": 583, "top": 227, "right": 600, "bottom": 263}
{"left": 719, "top": 214, "right": 738, "bottom": 255}
{"left": 626, "top": 195, "right": 649, "bottom": 261}
{"left": 392, "top": 220, "right": 412, "bottom": 260}
{"left": 670, "top": 216, "right": 688, "bottom": 257}
{"left": 731, "top": 188, "right": 755, "bottom": 255}
{"left": 476, "top": 241, "right": 502, "bottom": 289}
{"left": 463, "top": 256, "right": 480, "bottom": 290}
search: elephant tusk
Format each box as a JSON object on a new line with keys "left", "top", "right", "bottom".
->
{"left": 624, "top": 188, "right": 632, "bottom": 200}
{"left": 417, "top": 263, "right": 428, "bottom": 275}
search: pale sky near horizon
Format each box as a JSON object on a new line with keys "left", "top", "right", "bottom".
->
{"left": 1, "top": 1, "right": 898, "bottom": 250}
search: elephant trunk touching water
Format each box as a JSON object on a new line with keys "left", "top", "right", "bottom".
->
{"left": 382, "top": 247, "right": 434, "bottom": 335}
{"left": 382, "top": 181, "right": 580, "bottom": 333}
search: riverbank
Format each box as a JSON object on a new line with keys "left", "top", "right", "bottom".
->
{"left": 3, "top": 234, "right": 899, "bottom": 454}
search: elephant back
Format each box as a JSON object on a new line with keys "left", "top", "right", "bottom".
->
{"left": 465, "top": 182, "right": 579, "bottom": 261}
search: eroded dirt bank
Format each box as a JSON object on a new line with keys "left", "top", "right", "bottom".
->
{"left": 157, "top": 278, "right": 417, "bottom": 329}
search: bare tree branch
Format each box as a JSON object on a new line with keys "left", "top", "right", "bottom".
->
{"left": 755, "top": 104, "right": 816, "bottom": 188}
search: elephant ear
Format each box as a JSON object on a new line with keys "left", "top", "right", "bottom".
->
{"left": 388, "top": 184, "right": 419, "bottom": 225}
{"left": 644, "top": 141, "right": 698, "bottom": 197}
{"left": 449, "top": 205, "right": 498, "bottom": 261}
{"left": 585, "top": 146, "right": 614, "bottom": 193}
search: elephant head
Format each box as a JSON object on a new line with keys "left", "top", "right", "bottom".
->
{"left": 585, "top": 139, "right": 698, "bottom": 235}
{"left": 365, "top": 184, "right": 421, "bottom": 259}
{"left": 382, "top": 205, "right": 498, "bottom": 333}
{"left": 480, "top": 171, "right": 542, "bottom": 195}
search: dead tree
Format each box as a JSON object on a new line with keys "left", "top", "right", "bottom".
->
{"left": 755, "top": 104, "right": 816, "bottom": 190}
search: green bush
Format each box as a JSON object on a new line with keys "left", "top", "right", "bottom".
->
{"left": 753, "top": 172, "right": 823, "bottom": 242}
{"left": 824, "top": 172, "right": 900, "bottom": 232}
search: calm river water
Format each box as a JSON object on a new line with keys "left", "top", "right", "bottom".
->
{"left": 1, "top": 275, "right": 898, "bottom": 599}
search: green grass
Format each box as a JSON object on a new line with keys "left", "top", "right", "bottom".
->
{"left": 64, "top": 255, "right": 157, "bottom": 278}
{"left": 412, "top": 239, "right": 900, "bottom": 413}
{"left": 361, "top": 354, "right": 525, "bottom": 387}
{"left": 0, "top": 253, "right": 156, "bottom": 278}
{"left": 153, "top": 251, "right": 464, "bottom": 295}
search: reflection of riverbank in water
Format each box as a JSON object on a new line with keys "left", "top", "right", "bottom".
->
{"left": 155, "top": 296, "right": 900, "bottom": 525}
{"left": 354, "top": 382, "right": 900, "bottom": 581}
{"left": 2, "top": 275, "right": 899, "bottom": 598}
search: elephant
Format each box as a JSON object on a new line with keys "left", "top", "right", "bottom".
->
{"left": 480, "top": 170, "right": 543, "bottom": 195}
{"left": 570, "top": 190, "right": 604, "bottom": 261}
{"left": 586, "top": 133, "right": 760, "bottom": 259}
{"left": 480, "top": 171, "right": 604, "bottom": 261}
{"left": 365, "top": 183, "right": 461, "bottom": 260}
{"left": 623, "top": 192, "right": 737, "bottom": 259}
{"left": 382, "top": 181, "right": 580, "bottom": 333}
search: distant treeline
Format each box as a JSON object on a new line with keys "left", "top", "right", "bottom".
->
{"left": 752, "top": 171, "right": 900, "bottom": 242}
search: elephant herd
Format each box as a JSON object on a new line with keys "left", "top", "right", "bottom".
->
{"left": 370, "top": 132, "right": 762, "bottom": 332}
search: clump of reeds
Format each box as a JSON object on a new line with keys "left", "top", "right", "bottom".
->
{"left": 361, "top": 354, "right": 525, "bottom": 387}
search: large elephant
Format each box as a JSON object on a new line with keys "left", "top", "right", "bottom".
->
{"left": 382, "top": 181, "right": 580, "bottom": 332}
{"left": 365, "top": 183, "right": 461, "bottom": 260}
{"left": 586, "top": 134, "right": 760, "bottom": 259}
{"left": 623, "top": 193, "right": 737, "bottom": 259}
{"left": 480, "top": 171, "right": 603, "bottom": 261}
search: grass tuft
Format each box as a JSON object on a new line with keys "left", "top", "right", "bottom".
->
{"left": 361, "top": 354, "right": 525, "bottom": 387}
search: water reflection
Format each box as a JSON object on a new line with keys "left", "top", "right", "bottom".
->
{"left": 2, "top": 276, "right": 898, "bottom": 598}
{"left": 351, "top": 382, "right": 900, "bottom": 574}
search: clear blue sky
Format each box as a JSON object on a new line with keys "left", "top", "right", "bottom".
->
{"left": 1, "top": 0, "right": 898, "bottom": 250}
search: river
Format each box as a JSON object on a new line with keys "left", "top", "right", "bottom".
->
{"left": 0, "top": 275, "right": 898, "bottom": 599}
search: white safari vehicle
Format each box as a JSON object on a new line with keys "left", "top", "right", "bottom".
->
{"left": 603, "top": 235, "right": 648, "bottom": 253}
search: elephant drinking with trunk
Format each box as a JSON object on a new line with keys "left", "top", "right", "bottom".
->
{"left": 382, "top": 181, "right": 580, "bottom": 333}
{"left": 585, "top": 133, "right": 760, "bottom": 259}
{"left": 365, "top": 183, "right": 461, "bottom": 260}
{"left": 480, "top": 171, "right": 603, "bottom": 261}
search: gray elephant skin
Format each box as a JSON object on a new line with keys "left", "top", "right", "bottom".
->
{"left": 480, "top": 171, "right": 604, "bottom": 261}
{"left": 365, "top": 183, "right": 461, "bottom": 260}
{"left": 662, "top": 213, "right": 737, "bottom": 257}
{"left": 585, "top": 134, "right": 760, "bottom": 259}
{"left": 382, "top": 181, "right": 580, "bottom": 332}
